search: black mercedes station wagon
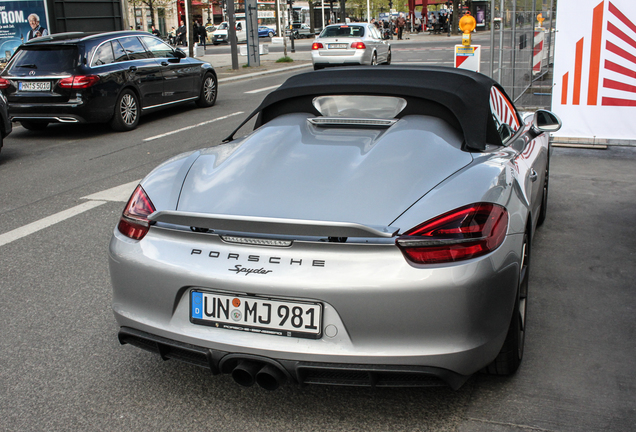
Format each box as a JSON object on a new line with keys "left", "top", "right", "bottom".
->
{"left": 0, "top": 31, "right": 217, "bottom": 131}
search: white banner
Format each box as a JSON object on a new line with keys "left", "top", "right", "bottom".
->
{"left": 551, "top": 0, "right": 636, "bottom": 140}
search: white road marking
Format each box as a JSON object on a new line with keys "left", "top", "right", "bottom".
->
{"left": 0, "top": 181, "right": 140, "bottom": 247}
{"left": 143, "top": 111, "right": 244, "bottom": 142}
{"left": 245, "top": 85, "right": 280, "bottom": 94}
{"left": 82, "top": 180, "right": 141, "bottom": 202}
{"left": 0, "top": 200, "right": 106, "bottom": 247}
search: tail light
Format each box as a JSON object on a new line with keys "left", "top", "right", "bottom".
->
{"left": 59, "top": 75, "right": 100, "bottom": 89}
{"left": 117, "top": 185, "right": 156, "bottom": 240}
{"left": 0, "top": 78, "right": 10, "bottom": 89}
{"left": 396, "top": 203, "right": 508, "bottom": 264}
{"left": 312, "top": 42, "right": 323, "bottom": 50}
{"left": 351, "top": 42, "right": 366, "bottom": 49}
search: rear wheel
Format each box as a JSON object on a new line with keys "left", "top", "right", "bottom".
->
{"left": 268, "top": 31, "right": 274, "bottom": 38}
{"left": 313, "top": 64, "right": 324, "bottom": 71}
{"left": 195, "top": 73, "right": 217, "bottom": 108}
{"left": 21, "top": 120, "right": 49, "bottom": 131}
{"left": 484, "top": 233, "right": 529, "bottom": 375}
{"left": 385, "top": 49, "right": 392, "bottom": 65}
{"left": 371, "top": 53, "right": 378, "bottom": 66}
{"left": 110, "top": 89, "right": 139, "bottom": 132}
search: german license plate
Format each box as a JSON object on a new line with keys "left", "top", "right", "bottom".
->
{"left": 190, "top": 290, "right": 322, "bottom": 339}
{"left": 18, "top": 81, "right": 51, "bottom": 91}
{"left": 328, "top": 43, "right": 348, "bottom": 49}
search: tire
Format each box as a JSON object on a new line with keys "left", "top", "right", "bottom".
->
{"left": 371, "top": 53, "right": 378, "bottom": 66}
{"left": 537, "top": 156, "right": 550, "bottom": 226}
{"left": 484, "top": 233, "right": 529, "bottom": 375}
{"left": 313, "top": 64, "right": 324, "bottom": 71}
{"left": 21, "top": 120, "right": 49, "bottom": 131}
{"left": 110, "top": 89, "right": 139, "bottom": 132}
{"left": 268, "top": 31, "right": 274, "bottom": 38}
{"left": 385, "top": 49, "right": 392, "bottom": 65}
{"left": 195, "top": 73, "right": 217, "bottom": 108}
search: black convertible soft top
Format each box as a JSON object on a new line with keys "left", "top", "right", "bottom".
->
{"left": 225, "top": 66, "right": 512, "bottom": 150}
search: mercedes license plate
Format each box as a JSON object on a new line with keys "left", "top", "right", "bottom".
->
{"left": 328, "top": 43, "right": 348, "bottom": 49}
{"left": 18, "top": 81, "right": 51, "bottom": 91}
{"left": 191, "top": 290, "right": 322, "bottom": 339}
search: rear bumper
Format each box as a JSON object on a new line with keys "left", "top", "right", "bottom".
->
{"left": 110, "top": 226, "right": 524, "bottom": 379}
{"left": 311, "top": 49, "right": 369, "bottom": 66}
{"left": 9, "top": 99, "right": 113, "bottom": 124}
{"left": 118, "top": 326, "right": 470, "bottom": 389}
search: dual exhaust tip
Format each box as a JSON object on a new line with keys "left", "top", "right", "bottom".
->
{"left": 231, "top": 360, "right": 287, "bottom": 391}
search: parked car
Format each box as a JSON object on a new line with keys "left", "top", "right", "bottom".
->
{"left": 258, "top": 26, "right": 275, "bottom": 38}
{"left": 0, "top": 31, "right": 217, "bottom": 131}
{"left": 311, "top": 23, "right": 391, "bottom": 70}
{"left": 0, "top": 91, "right": 12, "bottom": 154}
{"left": 211, "top": 21, "right": 247, "bottom": 45}
{"left": 109, "top": 66, "right": 562, "bottom": 391}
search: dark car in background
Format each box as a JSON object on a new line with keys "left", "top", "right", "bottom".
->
{"left": 0, "top": 31, "right": 217, "bottom": 131}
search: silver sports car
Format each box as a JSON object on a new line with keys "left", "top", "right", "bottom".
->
{"left": 109, "top": 66, "right": 561, "bottom": 390}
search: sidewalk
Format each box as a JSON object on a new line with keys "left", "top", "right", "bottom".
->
{"left": 197, "top": 41, "right": 313, "bottom": 82}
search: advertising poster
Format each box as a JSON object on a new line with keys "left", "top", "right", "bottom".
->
{"left": 475, "top": 5, "right": 486, "bottom": 27}
{"left": 551, "top": 0, "right": 636, "bottom": 140}
{"left": 0, "top": 0, "right": 49, "bottom": 61}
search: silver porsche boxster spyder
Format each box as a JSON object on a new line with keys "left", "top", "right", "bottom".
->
{"left": 109, "top": 66, "right": 562, "bottom": 391}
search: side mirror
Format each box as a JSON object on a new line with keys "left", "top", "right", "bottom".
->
{"left": 532, "top": 109, "right": 562, "bottom": 133}
{"left": 174, "top": 48, "right": 187, "bottom": 59}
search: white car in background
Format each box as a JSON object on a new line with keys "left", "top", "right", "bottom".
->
{"left": 311, "top": 23, "right": 391, "bottom": 70}
{"left": 211, "top": 20, "right": 246, "bottom": 45}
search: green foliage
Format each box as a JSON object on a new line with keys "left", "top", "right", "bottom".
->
{"left": 276, "top": 56, "right": 294, "bottom": 63}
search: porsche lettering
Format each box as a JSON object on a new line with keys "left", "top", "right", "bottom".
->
{"left": 190, "top": 249, "right": 326, "bottom": 267}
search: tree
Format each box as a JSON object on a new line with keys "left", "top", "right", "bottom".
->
{"left": 129, "top": 0, "right": 172, "bottom": 28}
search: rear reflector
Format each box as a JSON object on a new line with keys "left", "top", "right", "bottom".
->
{"left": 396, "top": 203, "right": 508, "bottom": 264}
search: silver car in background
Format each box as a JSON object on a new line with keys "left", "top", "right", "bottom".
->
{"left": 311, "top": 23, "right": 391, "bottom": 70}
{"left": 109, "top": 67, "right": 562, "bottom": 392}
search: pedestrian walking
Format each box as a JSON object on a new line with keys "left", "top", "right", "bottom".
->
{"left": 397, "top": 13, "right": 406, "bottom": 40}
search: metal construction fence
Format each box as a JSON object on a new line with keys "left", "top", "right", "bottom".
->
{"left": 487, "top": 0, "right": 557, "bottom": 110}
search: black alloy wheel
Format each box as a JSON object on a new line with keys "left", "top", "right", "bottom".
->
{"left": 484, "top": 233, "right": 529, "bottom": 375}
{"left": 196, "top": 73, "right": 217, "bottom": 108}
{"left": 110, "top": 89, "right": 139, "bottom": 132}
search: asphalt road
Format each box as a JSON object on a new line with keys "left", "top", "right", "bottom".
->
{"left": 0, "top": 59, "right": 635, "bottom": 431}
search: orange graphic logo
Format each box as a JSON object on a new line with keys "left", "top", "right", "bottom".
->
{"left": 560, "top": 1, "right": 636, "bottom": 107}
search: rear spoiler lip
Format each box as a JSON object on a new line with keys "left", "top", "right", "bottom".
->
{"left": 148, "top": 211, "right": 400, "bottom": 238}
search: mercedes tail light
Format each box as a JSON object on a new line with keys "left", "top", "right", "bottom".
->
{"left": 0, "top": 78, "right": 10, "bottom": 89}
{"left": 117, "top": 185, "right": 156, "bottom": 240}
{"left": 396, "top": 203, "right": 508, "bottom": 264}
{"left": 59, "top": 75, "right": 100, "bottom": 89}
{"left": 312, "top": 42, "right": 324, "bottom": 50}
{"left": 351, "top": 42, "right": 366, "bottom": 49}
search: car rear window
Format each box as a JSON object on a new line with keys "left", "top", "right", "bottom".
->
{"left": 9, "top": 46, "right": 78, "bottom": 72}
{"left": 320, "top": 25, "right": 365, "bottom": 38}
